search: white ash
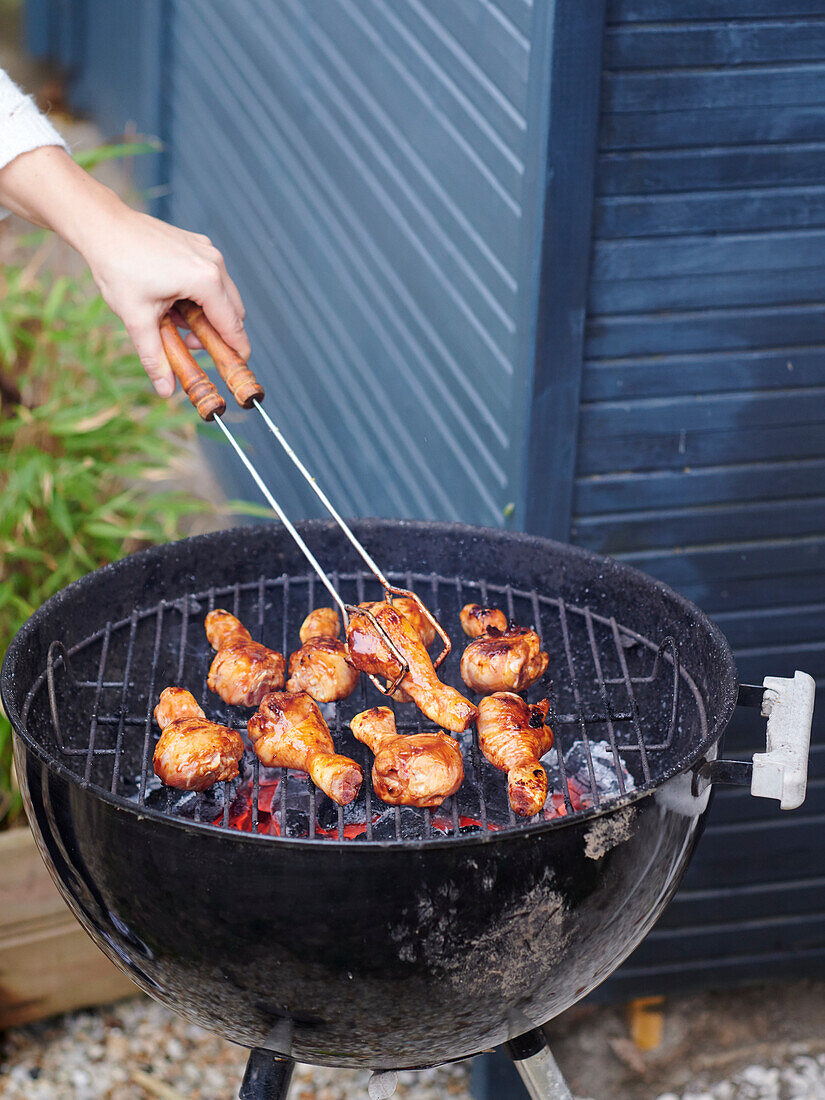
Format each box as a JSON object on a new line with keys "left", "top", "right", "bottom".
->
{"left": 0, "top": 995, "right": 473, "bottom": 1099}
{"left": 542, "top": 740, "right": 636, "bottom": 806}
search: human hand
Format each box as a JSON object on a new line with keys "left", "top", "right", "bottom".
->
{"left": 0, "top": 147, "right": 250, "bottom": 397}
{"left": 79, "top": 206, "right": 250, "bottom": 397}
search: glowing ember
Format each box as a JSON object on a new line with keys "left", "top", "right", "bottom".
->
{"left": 543, "top": 777, "right": 588, "bottom": 819}
{"left": 214, "top": 778, "right": 282, "bottom": 835}
{"left": 214, "top": 779, "right": 509, "bottom": 838}
{"left": 213, "top": 739, "right": 634, "bottom": 836}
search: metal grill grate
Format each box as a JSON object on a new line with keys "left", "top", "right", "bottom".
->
{"left": 22, "top": 570, "right": 706, "bottom": 842}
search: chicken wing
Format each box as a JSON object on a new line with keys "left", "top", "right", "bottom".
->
{"left": 247, "top": 690, "right": 362, "bottom": 805}
{"left": 287, "top": 608, "right": 359, "bottom": 702}
{"left": 153, "top": 686, "right": 244, "bottom": 791}
{"left": 476, "top": 692, "right": 553, "bottom": 816}
{"left": 460, "top": 624, "right": 548, "bottom": 694}
{"left": 347, "top": 602, "right": 477, "bottom": 733}
{"left": 351, "top": 706, "right": 464, "bottom": 808}
{"left": 205, "top": 609, "right": 285, "bottom": 708}
{"left": 460, "top": 602, "right": 508, "bottom": 638}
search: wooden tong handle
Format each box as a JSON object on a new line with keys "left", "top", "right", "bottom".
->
{"left": 175, "top": 299, "right": 264, "bottom": 408}
{"left": 159, "top": 314, "right": 226, "bottom": 420}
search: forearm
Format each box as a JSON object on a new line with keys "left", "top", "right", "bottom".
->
{"left": 0, "top": 72, "right": 249, "bottom": 396}
{"left": 0, "top": 144, "right": 124, "bottom": 250}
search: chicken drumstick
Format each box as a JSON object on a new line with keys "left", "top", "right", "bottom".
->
{"left": 300, "top": 607, "right": 341, "bottom": 644}
{"left": 286, "top": 607, "right": 359, "bottom": 703}
{"left": 153, "top": 686, "right": 244, "bottom": 791}
{"left": 347, "top": 602, "right": 477, "bottom": 733}
{"left": 460, "top": 623, "right": 548, "bottom": 694}
{"left": 206, "top": 609, "right": 285, "bottom": 708}
{"left": 351, "top": 706, "right": 464, "bottom": 808}
{"left": 460, "top": 602, "right": 508, "bottom": 638}
{"left": 247, "top": 691, "right": 363, "bottom": 806}
{"left": 476, "top": 692, "right": 553, "bottom": 816}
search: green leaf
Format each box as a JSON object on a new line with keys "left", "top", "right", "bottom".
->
{"left": 74, "top": 141, "right": 161, "bottom": 171}
{"left": 0, "top": 309, "right": 17, "bottom": 364}
{"left": 43, "top": 277, "right": 72, "bottom": 325}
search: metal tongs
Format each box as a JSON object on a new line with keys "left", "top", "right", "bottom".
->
{"left": 160, "top": 300, "right": 451, "bottom": 695}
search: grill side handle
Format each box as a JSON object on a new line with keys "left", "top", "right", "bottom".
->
{"left": 694, "top": 671, "right": 816, "bottom": 810}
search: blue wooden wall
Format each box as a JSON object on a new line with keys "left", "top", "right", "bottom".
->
{"left": 25, "top": 0, "right": 825, "bottom": 998}
{"left": 162, "top": 0, "right": 565, "bottom": 527}
{"left": 24, "top": 0, "right": 166, "bottom": 194}
{"left": 569, "top": 0, "right": 825, "bottom": 997}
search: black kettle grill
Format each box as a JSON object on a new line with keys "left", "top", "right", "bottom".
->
{"left": 1, "top": 520, "right": 815, "bottom": 1099}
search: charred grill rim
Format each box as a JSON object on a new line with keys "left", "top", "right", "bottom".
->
{"left": 2, "top": 520, "right": 739, "bottom": 850}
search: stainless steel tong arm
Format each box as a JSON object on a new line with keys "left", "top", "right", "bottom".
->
{"left": 159, "top": 300, "right": 452, "bottom": 694}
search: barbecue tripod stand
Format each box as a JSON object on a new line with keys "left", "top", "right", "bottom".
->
{"left": 239, "top": 1027, "right": 573, "bottom": 1100}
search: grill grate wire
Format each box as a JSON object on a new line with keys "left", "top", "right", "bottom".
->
{"left": 25, "top": 570, "right": 706, "bottom": 843}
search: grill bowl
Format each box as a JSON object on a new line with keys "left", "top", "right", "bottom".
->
{"left": 2, "top": 521, "right": 737, "bottom": 1068}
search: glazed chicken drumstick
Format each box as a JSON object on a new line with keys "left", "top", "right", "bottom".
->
{"left": 460, "top": 602, "right": 508, "bottom": 638}
{"left": 461, "top": 619, "right": 548, "bottom": 694}
{"left": 286, "top": 607, "right": 359, "bottom": 703}
{"left": 476, "top": 693, "right": 553, "bottom": 816}
{"left": 346, "top": 602, "right": 477, "bottom": 733}
{"left": 153, "top": 687, "right": 245, "bottom": 791}
{"left": 351, "top": 707, "right": 464, "bottom": 808}
{"left": 247, "top": 691, "right": 362, "bottom": 805}
{"left": 390, "top": 596, "right": 436, "bottom": 648}
{"left": 360, "top": 598, "right": 442, "bottom": 646}
{"left": 360, "top": 602, "right": 440, "bottom": 704}
{"left": 206, "top": 609, "right": 285, "bottom": 708}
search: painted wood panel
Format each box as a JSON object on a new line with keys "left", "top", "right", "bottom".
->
{"left": 583, "top": 348, "right": 825, "bottom": 401}
{"left": 590, "top": 266, "right": 825, "bottom": 314}
{"left": 603, "top": 106, "right": 825, "bottom": 152}
{"left": 576, "top": 458, "right": 825, "bottom": 513}
{"left": 164, "top": 0, "right": 562, "bottom": 526}
{"left": 579, "top": 2, "right": 825, "bottom": 998}
{"left": 600, "top": 143, "right": 825, "bottom": 196}
{"left": 586, "top": 305, "right": 825, "bottom": 358}
{"left": 609, "top": 0, "right": 825, "bottom": 20}
{"left": 573, "top": 499, "right": 825, "bottom": 555}
{"left": 606, "top": 19, "right": 825, "bottom": 70}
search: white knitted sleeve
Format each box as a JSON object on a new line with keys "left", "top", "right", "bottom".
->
{"left": 0, "top": 68, "right": 67, "bottom": 171}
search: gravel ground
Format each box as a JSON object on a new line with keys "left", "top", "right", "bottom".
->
{"left": 5, "top": 986, "right": 825, "bottom": 1099}
{"left": 546, "top": 982, "right": 825, "bottom": 1100}
{"left": 0, "top": 996, "right": 472, "bottom": 1099}
{"left": 654, "top": 1057, "right": 825, "bottom": 1100}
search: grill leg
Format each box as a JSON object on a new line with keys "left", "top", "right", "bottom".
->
{"left": 239, "top": 1048, "right": 295, "bottom": 1100}
{"left": 507, "top": 1030, "right": 573, "bottom": 1100}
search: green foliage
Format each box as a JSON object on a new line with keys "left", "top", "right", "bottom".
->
{"left": 0, "top": 264, "right": 214, "bottom": 823}
{"left": 74, "top": 141, "right": 161, "bottom": 172}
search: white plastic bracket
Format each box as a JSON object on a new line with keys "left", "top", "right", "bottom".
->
{"left": 752, "top": 670, "right": 816, "bottom": 810}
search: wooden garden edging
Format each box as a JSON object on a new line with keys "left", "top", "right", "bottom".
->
{"left": 0, "top": 826, "right": 136, "bottom": 1029}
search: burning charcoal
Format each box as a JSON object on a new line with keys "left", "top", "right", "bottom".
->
{"left": 428, "top": 807, "right": 498, "bottom": 836}
{"left": 124, "top": 770, "right": 163, "bottom": 800}
{"left": 256, "top": 778, "right": 280, "bottom": 816}
{"left": 565, "top": 739, "right": 635, "bottom": 807}
{"left": 540, "top": 740, "right": 635, "bottom": 816}
{"left": 281, "top": 805, "right": 311, "bottom": 838}
{"left": 142, "top": 782, "right": 233, "bottom": 820}
{"left": 315, "top": 793, "right": 368, "bottom": 834}
{"left": 369, "top": 806, "right": 429, "bottom": 840}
